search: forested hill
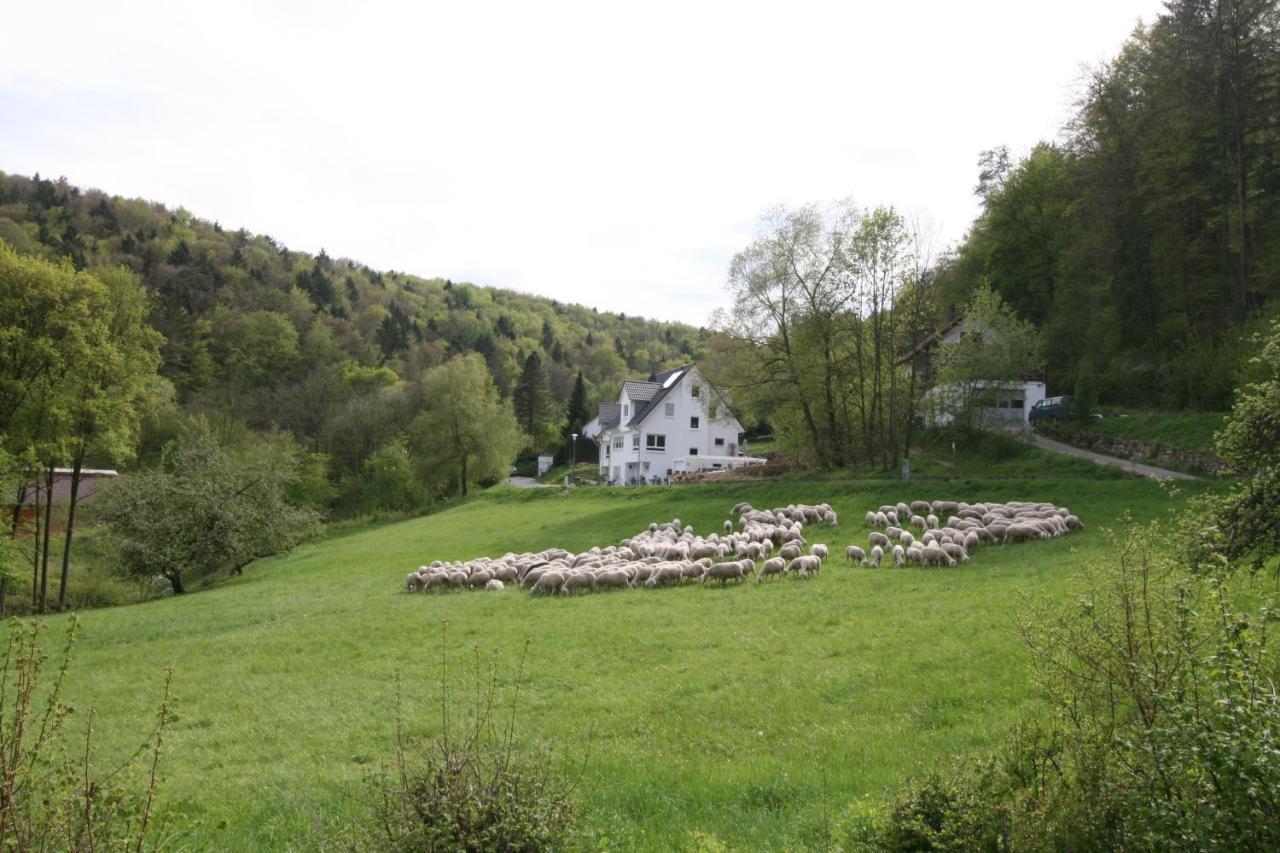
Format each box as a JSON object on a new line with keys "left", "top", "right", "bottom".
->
{"left": 0, "top": 170, "right": 702, "bottom": 412}
{"left": 933, "top": 0, "right": 1279, "bottom": 411}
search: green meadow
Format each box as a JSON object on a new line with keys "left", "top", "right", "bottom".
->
{"left": 35, "top": 475, "right": 1205, "bottom": 849}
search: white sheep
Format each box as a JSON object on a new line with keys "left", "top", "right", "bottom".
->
{"left": 845, "top": 545, "right": 867, "bottom": 565}
{"left": 810, "top": 544, "right": 829, "bottom": 559}
{"left": 485, "top": 579, "right": 505, "bottom": 591}
{"left": 893, "top": 544, "right": 905, "bottom": 567}
{"left": 868, "top": 545, "right": 883, "bottom": 568}
{"left": 869, "top": 532, "right": 890, "bottom": 549}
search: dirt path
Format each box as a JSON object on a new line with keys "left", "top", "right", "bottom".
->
{"left": 1024, "top": 433, "right": 1197, "bottom": 480}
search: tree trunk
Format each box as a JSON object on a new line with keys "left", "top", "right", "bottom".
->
{"left": 31, "top": 474, "right": 41, "bottom": 607}
{"left": 460, "top": 453, "right": 469, "bottom": 498}
{"left": 8, "top": 482, "right": 26, "bottom": 539}
{"left": 58, "top": 449, "right": 84, "bottom": 610}
{"left": 39, "top": 463, "right": 54, "bottom": 612}
{"left": 0, "top": 575, "right": 7, "bottom": 618}
{"left": 169, "top": 573, "right": 185, "bottom": 595}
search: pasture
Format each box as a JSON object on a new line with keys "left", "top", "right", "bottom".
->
{"left": 37, "top": 477, "right": 1203, "bottom": 849}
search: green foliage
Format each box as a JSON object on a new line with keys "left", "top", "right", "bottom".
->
{"left": 512, "top": 351, "right": 557, "bottom": 451}
{"left": 409, "top": 355, "right": 526, "bottom": 498}
{"left": 940, "top": 3, "right": 1280, "bottom": 407}
{"left": 0, "top": 618, "right": 174, "bottom": 850}
{"left": 98, "top": 417, "right": 321, "bottom": 593}
{"left": 933, "top": 284, "right": 1044, "bottom": 428}
{"left": 868, "top": 519, "right": 1280, "bottom": 852}
{"left": 359, "top": 439, "right": 425, "bottom": 513}
{"left": 711, "top": 203, "right": 929, "bottom": 468}
{"left": 355, "top": 642, "right": 579, "bottom": 851}
{"left": 1188, "top": 318, "right": 1280, "bottom": 569}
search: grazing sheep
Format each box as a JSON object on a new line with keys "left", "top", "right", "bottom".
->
{"left": 530, "top": 571, "right": 565, "bottom": 595}
{"left": 485, "top": 579, "right": 504, "bottom": 591}
{"left": 864, "top": 511, "right": 877, "bottom": 527}
{"left": 810, "top": 544, "right": 829, "bottom": 559}
{"left": 406, "top": 572, "right": 427, "bottom": 592}
{"left": 758, "top": 556, "right": 786, "bottom": 581}
{"left": 910, "top": 514, "right": 927, "bottom": 531}
{"left": 561, "top": 573, "right": 597, "bottom": 595}
{"left": 926, "top": 514, "right": 940, "bottom": 529}
{"left": 885, "top": 526, "right": 904, "bottom": 541}
{"left": 845, "top": 545, "right": 867, "bottom": 565}
{"left": 868, "top": 545, "right": 883, "bottom": 568}
{"left": 869, "top": 532, "right": 890, "bottom": 549}
{"left": 899, "top": 531, "right": 915, "bottom": 548}
{"left": 893, "top": 544, "right": 906, "bottom": 567}
{"left": 785, "top": 555, "right": 822, "bottom": 577}
{"left": 779, "top": 543, "right": 803, "bottom": 562}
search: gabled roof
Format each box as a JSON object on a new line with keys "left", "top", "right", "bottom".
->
{"left": 629, "top": 363, "right": 694, "bottom": 427}
{"left": 899, "top": 315, "right": 963, "bottom": 365}
{"left": 622, "top": 379, "right": 661, "bottom": 402}
{"left": 598, "top": 402, "right": 621, "bottom": 428}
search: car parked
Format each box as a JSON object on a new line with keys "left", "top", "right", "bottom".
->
{"left": 1030, "top": 396, "right": 1074, "bottom": 424}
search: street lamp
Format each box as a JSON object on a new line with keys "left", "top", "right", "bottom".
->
{"left": 570, "top": 433, "right": 578, "bottom": 468}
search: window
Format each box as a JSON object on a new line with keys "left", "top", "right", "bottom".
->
{"left": 690, "top": 416, "right": 700, "bottom": 430}
{"left": 709, "top": 404, "right": 718, "bottom": 420}
{"left": 689, "top": 448, "right": 699, "bottom": 456}
{"left": 613, "top": 437, "right": 623, "bottom": 450}
{"left": 645, "top": 434, "right": 666, "bottom": 451}
{"left": 632, "top": 434, "right": 640, "bottom": 449}
{"left": 623, "top": 404, "right": 629, "bottom": 417}
{"left": 691, "top": 384, "right": 701, "bottom": 398}
{"left": 714, "top": 437, "right": 725, "bottom": 447}
{"left": 664, "top": 402, "right": 674, "bottom": 417}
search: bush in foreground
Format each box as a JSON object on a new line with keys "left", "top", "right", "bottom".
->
{"left": 347, "top": 640, "right": 582, "bottom": 851}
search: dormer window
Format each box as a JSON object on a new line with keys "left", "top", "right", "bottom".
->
{"left": 623, "top": 404, "right": 629, "bottom": 417}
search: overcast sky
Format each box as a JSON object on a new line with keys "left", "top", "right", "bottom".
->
{"left": 2, "top": 1, "right": 1165, "bottom": 325}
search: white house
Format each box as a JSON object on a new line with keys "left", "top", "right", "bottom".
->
{"left": 594, "top": 364, "right": 763, "bottom": 485}
{"left": 902, "top": 316, "right": 1046, "bottom": 427}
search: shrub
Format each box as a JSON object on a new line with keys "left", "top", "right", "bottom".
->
{"left": 0, "top": 617, "right": 175, "bottom": 849}
{"left": 355, "top": 638, "right": 582, "bottom": 851}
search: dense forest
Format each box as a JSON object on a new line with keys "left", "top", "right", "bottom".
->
{"left": 935, "top": 0, "right": 1280, "bottom": 410}
{"left": 0, "top": 170, "right": 703, "bottom": 505}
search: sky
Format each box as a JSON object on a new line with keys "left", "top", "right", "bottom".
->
{"left": 1, "top": 0, "right": 1167, "bottom": 325}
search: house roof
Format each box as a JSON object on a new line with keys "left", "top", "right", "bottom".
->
{"left": 628, "top": 363, "right": 695, "bottom": 427}
{"left": 899, "top": 315, "right": 963, "bottom": 365}
{"left": 622, "top": 379, "right": 661, "bottom": 402}
{"left": 598, "top": 402, "right": 621, "bottom": 429}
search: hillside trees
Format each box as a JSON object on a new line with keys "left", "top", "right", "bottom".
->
{"left": 944, "top": 1, "right": 1280, "bottom": 407}
{"left": 0, "top": 170, "right": 705, "bottom": 512}
{"left": 409, "top": 355, "right": 525, "bottom": 498}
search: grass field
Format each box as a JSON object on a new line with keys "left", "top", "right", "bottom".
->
{"left": 28, "top": 475, "right": 1210, "bottom": 849}
{"left": 1081, "top": 409, "right": 1228, "bottom": 456}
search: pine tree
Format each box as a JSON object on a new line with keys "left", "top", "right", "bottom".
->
{"left": 565, "top": 370, "right": 590, "bottom": 432}
{"left": 513, "top": 352, "right": 553, "bottom": 441}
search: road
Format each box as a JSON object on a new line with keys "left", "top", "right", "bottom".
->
{"left": 506, "top": 476, "right": 551, "bottom": 488}
{"left": 1024, "top": 433, "right": 1197, "bottom": 480}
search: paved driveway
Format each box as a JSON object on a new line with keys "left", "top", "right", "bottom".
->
{"left": 506, "top": 476, "right": 551, "bottom": 488}
{"left": 1025, "top": 433, "right": 1197, "bottom": 480}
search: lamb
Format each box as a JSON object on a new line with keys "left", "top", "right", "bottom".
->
{"left": 810, "top": 544, "right": 829, "bottom": 559}
{"left": 869, "top": 532, "right": 890, "bottom": 549}
{"left": 868, "top": 545, "right": 883, "bottom": 568}
{"left": 845, "top": 545, "right": 867, "bottom": 565}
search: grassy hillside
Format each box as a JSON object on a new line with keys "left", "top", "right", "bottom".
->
{"left": 32, "top": 476, "right": 1209, "bottom": 849}
{"left": 1083, "top": 410, "right": 1228, "bottom": 456}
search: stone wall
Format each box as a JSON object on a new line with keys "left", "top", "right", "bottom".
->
{"left": 1037, "top": 425, "right": 1231, "bottom": 476}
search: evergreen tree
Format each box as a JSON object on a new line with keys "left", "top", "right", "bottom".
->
{"left": 513, "top": 352, "right": 553, "bottom": 437}
{"left": 565, "top": 370, "right": 591, "bottom": 433}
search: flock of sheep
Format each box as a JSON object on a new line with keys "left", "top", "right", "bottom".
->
{"left": 403, "top": 502, "right": 839, "bottom": 595}
{"left": 850, "top": 499, "right": 1083, "bottom": 568}
{"left": 402, "top": 498, "right": 1084, "bottom": 596}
